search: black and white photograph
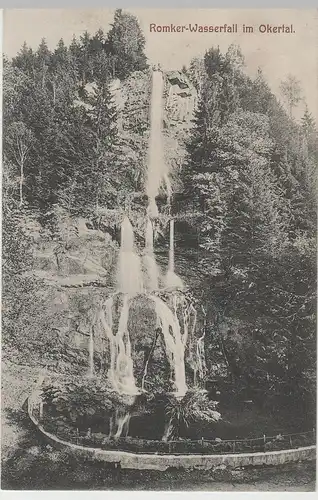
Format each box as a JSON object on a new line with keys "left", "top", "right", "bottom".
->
{"left": 1, "top": 7, "right": 317, "bottom": 491}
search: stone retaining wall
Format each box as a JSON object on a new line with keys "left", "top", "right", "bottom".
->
{"left": 28, "top": 397, "right": 316, "bottom": 471}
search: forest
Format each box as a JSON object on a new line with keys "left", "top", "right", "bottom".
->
{"left": 2, "top": 9, "right": 317, "bottom": 433}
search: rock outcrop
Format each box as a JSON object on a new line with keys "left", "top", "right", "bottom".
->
{"left": 21, "top": 68, "right": 200, "bottom": 381}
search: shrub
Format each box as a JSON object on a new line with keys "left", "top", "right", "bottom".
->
{"left": 41, "top": 375, "right": 132, "bottom": 426}
{"left": 164, "top": 390, "right": 221, "bottom": 440}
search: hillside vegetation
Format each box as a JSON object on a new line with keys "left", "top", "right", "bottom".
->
{"left": 2, "top": 9, "right": 316, "bottom": 434}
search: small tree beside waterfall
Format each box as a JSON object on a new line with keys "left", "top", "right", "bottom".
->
{"left": 163, "top": 390, "right": 221, "bottom": 441}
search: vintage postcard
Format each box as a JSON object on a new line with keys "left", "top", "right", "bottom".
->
{"left": 1, "top": 8, "right": 317, "bottom": 491}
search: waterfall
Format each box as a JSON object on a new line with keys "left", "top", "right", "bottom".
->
{"left": 146, "top": 69, "right": 170, "bottom": 216}
{"left": 163, "top": 173, "right": 172, "bottom": 207}
{"left": 117, "top": 216, "right": 143, "bottom": 295}
{"left": 109, "top": 408, "right": 131, "bottom": 438}
{"left": 114, "top": 410, "right": 131, "bottom": 438}
{"left": 196, "top": 332, "right": 206, "bottom": 381}
{"left": 143, "top": 218, "right": 159, "bottom": 291}
{"left": 116, "top": 296, "right": 136, "bottom": 392}
{"left": 181, "top": 296, "right": 191, "bottom": 349}
{"left": 162, "top": 420, "right": 174, "bottom": 442}
{"left": 99, "top": 295, "right": 139, "bottom": 396}
{"left": 95, "top": 68, "right": 202, "bottom": 438}
{"left": 99, "top": 292, "right": 193, "bottom": 399}
{"left": 166, "top": 219, "right": 184, "bottom": 290}
{"left": 151, "top": 295, "right": 187, "bottom": 398}
{"left": 169, "top": 219, "right": 174, "bottom": 273}
{"left": 147, "top": 198, "right": 159, "bottom": 218}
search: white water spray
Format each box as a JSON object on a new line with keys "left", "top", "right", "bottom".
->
{"left": 109, "top": 408, "right": 131, "bottom": 438}
{"left": 114, "top": 411, "right": 131, "bottom": 438}
{"left": 146, "top": 69, "right": 170, "bottom": 216}
{"left": 143, "top": 218, "right": 159, "bottom": 291}
{"left": 163, "top": 173, "right": 172, "bottom": 207}
{"left": 117, "top": 216, "right": 143, "bottom": 295}
{"left": 99, "top": 295, "right": 139, "bottom": 396}
{"left": 169, "top": 219, "right": 175, "bottom": 273}
{"left": 94, "top": 68, "right": 207, "bottom": 437}
{"left": 166, "top": 219, "right": 184, "bottom": 290}
{"left": 151, "top": 295, "right": 188, "bottom": 398}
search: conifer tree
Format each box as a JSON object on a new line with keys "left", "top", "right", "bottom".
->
{"left": 280, "top": 74, "right": 302, "bottom": 118}
{"left": 12, "top": 41, "right": 36, "bottom": 77}
{"left": 106, "top": 9, "right": 148, "bottom": 79}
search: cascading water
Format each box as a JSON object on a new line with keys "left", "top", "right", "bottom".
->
{"left": 151, "top": 295, "right": 188, "bottom": 398}
{"left": 95, "top": 68, "right": 206, "bottom": 438}
{"left": 169, "top": 219, "right": 175, "bottom": 273}
{"left": 109, "top": 406, "right": 133, "bottom": 438}
{"left": 166, "top": 219, "right": 184, "bottom": 290}
{"left": 99, "top": 295, "right": 139, "bottom": 396}
{"left": 117, "top": 216, "right": 143, "bottom": 295}
{"left": 143, "top": 218, "right": 159, "bottom": 292}
{"left": 114, "top": 409, "right": 131, "bottom": 438}
{"left": 146, "top": 69, "right": 171, "bottom": 216}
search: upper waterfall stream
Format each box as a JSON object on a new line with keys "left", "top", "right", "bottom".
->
{"left": 95, "top": 69, "right": 203, "bottom": 435}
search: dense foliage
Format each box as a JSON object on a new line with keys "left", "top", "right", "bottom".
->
{"left": 3, "top": 9, "right": 148, "bottom": 221}
{"left": 2, "top": 10, "right": 149, "bottom": 373}
{"left": 2, "top": 11, "right": 316, "bottom": 435}
{"left": 41, "top": 375, "right": 132, "bottom": 428}
{"left": 182, "top": 46, "right": 316, "bottom": 418}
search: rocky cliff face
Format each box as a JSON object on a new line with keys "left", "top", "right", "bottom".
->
{"left": 19, "top": 69, "right": 199, "bottom": 380}
{"left": 163, "top": 70, "right": 197, "bottom": 191}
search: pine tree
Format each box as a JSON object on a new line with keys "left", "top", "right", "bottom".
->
{"left": 188, "top": 57, "right": 205, "bottom": 93}
{"left": 35, "top": 38, "right": 52, "bottom": 88}
{"left": 79, "top": 31, "right": 94, "bottom": 85}
{"left": 69, "top": 35, "right": 81, "bottom": 81}
{"left": 280, "top": 74, "right": 302, "bottom": 118}
{"left": 49, "top": 39, "right": 74, "bottom": 105}
{"left": 89, "top": 28, "right": 105, "bottom": 54}
{"left": 183, "top": 47, "right": 244, "bottom": 199}
{"left": 3, "top": 59, "right": 31, "bottom": 124}
{"left": 241, "top": 68, "right": 274, "bottom": 114}
{"left": 55, "top": 81, "right": 119, "bottom": 215}
{"left": 86, "top": 81, "right": 119, "bottom": 209}
{"left": 12, "top": 41, "right": 36, "bottom": 77}
{"left": 181, "top": 47, "right": 316, "bottom": 411}
{"left": 106, "top": 9, "right": 148, "bottom": 79}
{"left": 301, "top": 104, "right": 316, "bottom": 136}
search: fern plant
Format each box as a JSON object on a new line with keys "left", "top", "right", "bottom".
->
{"left": 163, "top": 389, "right": 221, "bottom": 441}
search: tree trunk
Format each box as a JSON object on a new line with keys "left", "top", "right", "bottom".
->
{"left": 162, "top": 419, "right": 174, "bottom": 442}
{"left": 19, "top": 159, "right": 24, "bottom": 207}
{"left": 141, "top": 328, "right": 160, "bottom": 391}
{"left": 53, "top": 82, "right": 56, "bottom": 106}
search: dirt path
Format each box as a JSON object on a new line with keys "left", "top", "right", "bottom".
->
{"left": 1, "top": 360, "right": 316, "bottom": 491}
{"left": 1, "top": 360, "right": 42, "bottom": 462}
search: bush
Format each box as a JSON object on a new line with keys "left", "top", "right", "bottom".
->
{"left": 41, "top": 375, "right": 132, "bottom": 426}
{"left": 164, "top": 390, "right": 221, "bottom": 440}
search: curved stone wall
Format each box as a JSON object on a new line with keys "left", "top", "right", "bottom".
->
{"left": 28, "top": 397, "right": 316, "bottom": 471}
